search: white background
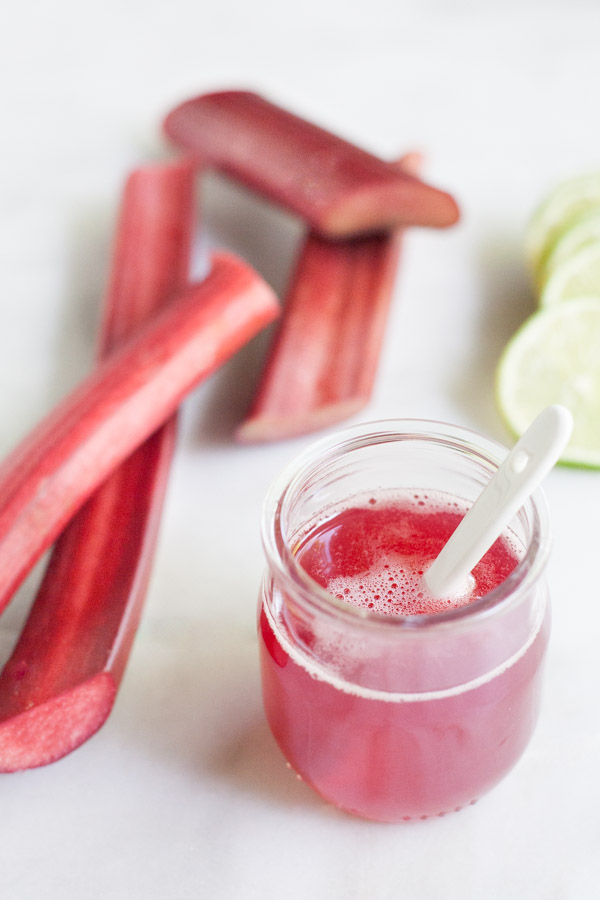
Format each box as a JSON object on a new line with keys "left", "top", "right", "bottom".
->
{"left": 1, "top": 1, "right": 599, "bottom": 897}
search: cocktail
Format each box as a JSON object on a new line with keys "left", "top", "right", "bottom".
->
{"left": 258, "top": 420, "right": 551, "bottom": 822}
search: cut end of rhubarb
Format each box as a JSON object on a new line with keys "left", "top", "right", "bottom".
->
{"left": 235, "top": 397, "right": 369, "bottom": 443}
{"left": 321, "top": 177, "right": 460, "bottom": 236}
{"left": 0, "top": 673, "right": 116, "bottom": 773}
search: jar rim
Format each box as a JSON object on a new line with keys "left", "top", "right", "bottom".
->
{"left": 261, "top": 418, "right": 551, "bottom": 631}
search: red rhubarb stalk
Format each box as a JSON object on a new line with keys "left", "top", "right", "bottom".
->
{"left": 236, "top": 156, "right": 420, "bottom": 443}
{"left": 0, "top": 161, "right": 193, "bottom": 770}
{"left": 163, "top": 90, "right": 459, "bottom": 236}
{"left": 0, "top": 253, "right": 278, "bottom": 623}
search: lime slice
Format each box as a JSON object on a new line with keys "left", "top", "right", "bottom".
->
{"left": 496, "top": 297, "right": 600, "bottom": 467}
{"left": 542, "top": 208, "right": 600, "bottom": 285}
{"left": 539, "top": 242, "right": 600, "bottom": 307}
{"left": 525, "top": 172, "right": 600, "bottom": 281}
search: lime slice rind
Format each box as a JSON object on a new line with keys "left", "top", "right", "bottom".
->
{"left": 539, "top": 242, "right": 600, "bottom": 307}
{"left": 496, "top": 297, "right": 600, "bottom": 468}
{"left": 525, "top": 172, "right": 600, "bottom": 281}
{"left": 541, "top": 207, "right": 600, "bottom": 287}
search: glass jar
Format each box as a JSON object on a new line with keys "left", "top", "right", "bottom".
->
{"left": 258, "top": 420, "right": 551, "bottom": 822}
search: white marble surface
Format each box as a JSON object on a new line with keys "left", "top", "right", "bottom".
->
{"left": 2, "top": 1, "right": 600, "bottom": 896}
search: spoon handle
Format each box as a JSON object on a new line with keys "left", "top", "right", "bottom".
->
{"left": 424, "top": 405, "right": 573, "bottom": 599}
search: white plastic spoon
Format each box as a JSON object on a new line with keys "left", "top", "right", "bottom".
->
{"left": 423, "top": 405, "right": 573, "bottom": 599}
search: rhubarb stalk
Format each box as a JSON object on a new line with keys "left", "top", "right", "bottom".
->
{"left": 236, "top": 155, "right": 421, "bottom": 442}
{"left": 0, "top": 162, "right": 192, "bottom": 770}
{"left": 163, "top": 90, "right": 459, "bottom": 236}
{"left": 0, "top": 253, "right": 278, "bottom": 626}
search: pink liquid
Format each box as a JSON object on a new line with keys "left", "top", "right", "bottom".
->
{"left": 259, "top": 491, "right": 549, "bottom": 821}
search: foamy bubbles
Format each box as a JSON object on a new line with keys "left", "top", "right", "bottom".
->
{"left": 328, "top": 557, "right": 475, "bottom": 616}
